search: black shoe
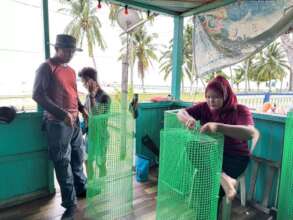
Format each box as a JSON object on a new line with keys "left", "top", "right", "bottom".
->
{"left": 61, "top": 205, "right": 76, "bottom": 220}
{"left": 76, "top": 190, "right": 87, "bottom": 199}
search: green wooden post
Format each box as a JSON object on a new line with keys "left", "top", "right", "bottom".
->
{"left": 38, "top": 0, "right": 50, "bottom": 113}
{"left": 171, "top": 16, "right": 183, "bottom": 100}
{"left": 42, "top": 0, "right": 50, "bottom": 60}
{"left": 42, "top": 0, "right": 55, "bottom": 194}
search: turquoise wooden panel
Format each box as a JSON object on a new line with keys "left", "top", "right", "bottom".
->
{"left": 135, "top": 101, "right": 192, "bottom": 163}
{"left": 252, "top": 113, "right": 285, "bottom": 161}
{"left": 0, "top": 112, "right": 47, "bottom": 156}
{"left": 245, "top": 113, "right": 286, "bottom": 208}
{"left": 0, "top": 152, "right": 49, "bottom": 200}
{"left": 0, "top": 112, "right": 54, "bottom": 205}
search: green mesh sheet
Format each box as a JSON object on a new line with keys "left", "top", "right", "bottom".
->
{"left": 164, "top": 110, "right": 185, "bottom": 129}
{"left": 277, "top": 112, "right": 293, "bottom": 220}
{"left": 157, "top": 111, "right": 223, "bottom": 220}
{"left": 86, "top": 104, "right": 134, "bottom": 220}
{"left": 164, "top": 110, "right": 200, "bottom": 130}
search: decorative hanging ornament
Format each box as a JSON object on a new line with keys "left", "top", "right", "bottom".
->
{"left": 124, "top": 5, "right": 128, "bottom": 15}
{"left": 97, "top": 0, "right": 101, "bottom": 9}
{"left": 147, "top": 10, "right": 150, "bottom": 18}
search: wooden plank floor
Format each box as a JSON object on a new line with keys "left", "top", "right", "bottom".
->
{"left": 0, "top": 172, "right": 270, "bottom": 220}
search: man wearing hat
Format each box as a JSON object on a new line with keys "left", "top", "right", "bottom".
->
{"left": 33, "top": 34, "right": 87, "bottom": 218}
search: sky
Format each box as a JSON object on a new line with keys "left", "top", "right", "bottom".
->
{"left": 0, "top": 0, "right": 175, "bottom": 96}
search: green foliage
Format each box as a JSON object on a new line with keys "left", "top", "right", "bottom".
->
{"left": 119, "top": 26, "right": 158, "bottom": 91}
{"left": 59, "top": 0, "right": 106, "bottom": 53}
{"left": 253, "top": 42, "right": 289, "bottom": 90}
{"left": 159, "top": 24, "right": 196, "bottom": 84}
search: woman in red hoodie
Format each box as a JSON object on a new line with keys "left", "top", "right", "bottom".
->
{"left": 177, "top": 75, "right": 259, "bottom": 201}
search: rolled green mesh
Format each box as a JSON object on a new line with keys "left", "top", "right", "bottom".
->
{"left": 86, "top": 104, "right": 134, "bottom": 220}
{"left": 277, "top": 112, "right": 293, "bottom": 220}
{"left": 157, "top": 110, "right": 223, "bottom": 220}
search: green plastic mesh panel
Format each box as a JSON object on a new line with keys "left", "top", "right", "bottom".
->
{"left": 277, "top": 112, "right": 293, "bottom": 220}
{"left": 157, "top": 111, "right": 223, "bottom": 220}
{"left": 164, "top": 110, "right": 200, "bottom": 130}
{"left": 164, "top": 110, "right": 185, "bottom": 129}
{"left": 86, "top": 104, "right": 134, "bottom": 220}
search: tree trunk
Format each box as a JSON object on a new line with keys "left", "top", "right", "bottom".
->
{"left": 280, "top": 34, "right": 293, "bottom": 91}
{"left": 79, "top": 31, "right": 85, "bottom": 48}
{"left": 269, "top": 72, "right": 272, "bottom": 92}
{"left": 229, "top": 66, "right": 233, "bottom": 87}
{"left": 181, "top": 76, "right": 185, "bottom": 95}
{"left": 130, "top": 64, "right": 134, "bottom": 90}
{"left": 244, "top": 60, "right": 249, "bottom": 92}
{"left": 290, "top": 69, "right": 293, "bottom": 91}
{"left": 91, "top": 56, "right": 99, "bottom": 83}
{"left": 195, "top": 77, "right": 199, "bottom": 93}
{"left": 189, "top": 80, "right": 195, "bottom": 95}
{"left": 200, "top": 78, "right": 206, "bottom": 88}
{"left": 129, "top": 37, "right": 135, "bottom": 90}
{"left": 141, "top": 77, "right": 145, "bottom": 93}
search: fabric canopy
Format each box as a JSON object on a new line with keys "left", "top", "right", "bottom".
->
{"left": 193, "top": 1, "right": 293, "bottom": 76}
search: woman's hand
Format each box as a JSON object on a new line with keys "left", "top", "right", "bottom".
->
{"left": 177, "top": 109, "right": 196, "bottom": 129}
{"left": 185, "top": 117, "right": 196, "bottom": 129}
{"left": 200, "top": 122, "right": 219, "bottom": 133}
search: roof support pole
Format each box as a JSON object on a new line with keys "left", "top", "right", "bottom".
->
{"left": 171, "top": 16, "right": 184, "bottom": 100}
{"left": 38, "top": 0, "right": 50, "bottom": 113}
{"left": 42, "top": 0, "right": 50, "bottom": 60}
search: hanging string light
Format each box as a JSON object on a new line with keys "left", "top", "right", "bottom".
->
{"left": 124, "top": 5, "right": 128, "bottom": 15}
{"left": 97, "top": 0, "right": 101, "bottom": 9}
{"left": 147, "top": 10, "right": 150, "bottom": 18}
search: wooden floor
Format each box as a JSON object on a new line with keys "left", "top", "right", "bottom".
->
{"left": 0, "top": 172, "right": 270, "bottom": 220}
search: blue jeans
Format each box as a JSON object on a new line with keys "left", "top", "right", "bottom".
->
{"left": 46, "top": 120, "right": 87, "bottom": 208}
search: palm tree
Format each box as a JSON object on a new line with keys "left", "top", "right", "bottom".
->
{"left": 117, "top": 10, "right": 157, "bottom": 91}
{"left": 132, "top": 28, "right": 158, "bottom": 92}
{"left": 235, "top": 57, "right": 255, "bottom": 92}
{"left": 254, "top": 42, "right": 289, "bottom": 91}
{"left": 108, "top": 4, "right": 120, "bottom": 25}
{"left": 119, "top": 32, "right": 138, "bottom": 90}
{"left": 202, "top": 70, "right": 229, "bottom": 85}
{"left": 159, "top": 24, "right": 196, "bottom": 92}
{"left": 119, "top": 27, "right": 158, "bottom": 92}
{"left": 233, "top": 67, "right": 245, "bottom": 91}
{"left": 159, "top": 41, "right": 172, "bottom": 80}
{"left": 59, "top": 0, "right": 106, "bottom": 81}
{"left": 280, "top": 33, "right": 293, "bottom": 91}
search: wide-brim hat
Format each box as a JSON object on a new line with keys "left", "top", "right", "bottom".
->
{"left": 50, "top": 34, "right": 82, "bottom": 52}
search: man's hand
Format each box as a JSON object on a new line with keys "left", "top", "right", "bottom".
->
{"left": 64, "top": 112, "right": 74, "bottom": 127}
{"left": 185, "top": 117, "right": 196, "bottom": 129}
{"left": 200, "top": 122, "right": 219, "bottom": 133}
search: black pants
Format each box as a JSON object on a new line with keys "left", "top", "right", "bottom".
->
{"left": 219, "top": 154, "right": 250, "bottom": 200}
